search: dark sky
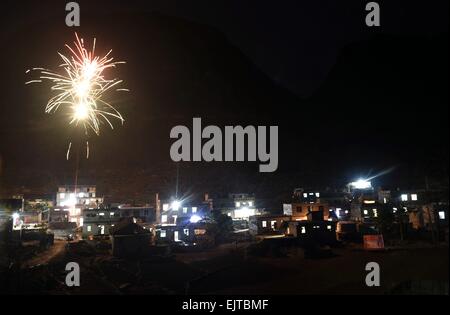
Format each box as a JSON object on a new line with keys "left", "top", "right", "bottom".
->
{"left": 2, "top": 0, "right": 448, "bottom": 97}
{"left": 0, "top": 0, "right": 448, "bottom": 196}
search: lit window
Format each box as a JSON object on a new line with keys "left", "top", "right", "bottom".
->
{"left": 303, "top": 193, "right": 308, "bottom": 198}
{"left": 194, "top": 229, "right": 206, "bottom": 235}
{"left": 161, "top": 215, "right": 168, "bottom": 223}
{"left": 401, "top": 194, "right": 408, "bottom": 202}
{"left": 163, "top": 204, "right": 169, "bottom": 211}
{"left": 327, "top": 225, "right": 332, "bottom": 230}
{"left": 249, "top": 201, "right": 253, "bottom": 207}
{"left": 78, "top": 192, "right": 85, "bottom": 198}
{"left": 262, "top": 221, "right": 267, "bottom": 228}
{"left": 383, "top": 198, "right": 387, "bottom": 204}
{"left": 227, "top": 212, "right": 232, "bottom": 217}
{"left": 301, "top": 227, "right": 306, "bottom": 234}
{"left": 316, "top": 193, "right": 320, "bottom": 198}
{"left": 439, "top": 211, "right": 446, "bottom": 220}
{"left": 411, "top": 194, "right": 418, "bottom": 201}
{"left": 184, "top": 229, "right": 189, "bottom": 236}
{"left": 192, "top": 207, "right": 197, "bottom": 213}
{"left": 271, "top": 220, "right": 277, "bottom": 229}
{"left": 373, "top": 209, "right": 378, "bottom": 217}
{"left": 99, "top": 213, "right": 105, "bottom": 216}
{"left": 173, "top": 215, "right": 178, "bottom": 225}
{"left": 393, "top": 207, "right": 398, "bottom": 213}
{"left": 236, "top": 202, "right": 241, "bottom": 208}
{"left": 87, "top": 225, "right": 92, "bottom": 232}
{"left": 364, "top": 210, "right": 369, "bottom": 215}
{"left": 60, "top": 193, "right": 66, "bottom": 199}
{"left": 110, "top": 212, "right": 115, "bottom": 216}
{"left": 160, "top": 230, "right": 166, "bottom": 238}
{"left": 183, "top": 207, "right": 188, "bottom": 214}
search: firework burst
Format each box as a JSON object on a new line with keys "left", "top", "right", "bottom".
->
{"left": 26, "top": 33, "right": 127, "bottom": 159}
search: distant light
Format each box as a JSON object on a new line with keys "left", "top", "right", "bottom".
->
{"left": 171, "top": 200, "right": 181, "bottom": 211}
{"left": 190, "top": 215, "right": 202, "bottom": 223}
{"left": 411, "top": 194, "right": 418, "bottom": 201}
{"left": 401, "top": 194, "right": 408, "bottom": 202}
{"left": 364, "top": 200, "right": 376, "bottom": 204}
{"left": 350, "top": 179, "right": 372, "bottom": 190}
{"left": 438, "top": 211, "right": 446, "bottom": 220}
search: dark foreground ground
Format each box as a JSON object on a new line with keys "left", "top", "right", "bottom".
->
{"left": 1, "top": 241, "right": 448, "bottom": 295}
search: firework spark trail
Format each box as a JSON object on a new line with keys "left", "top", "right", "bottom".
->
{"left": 26, "top": 33, "right": 128, "bottom": 159}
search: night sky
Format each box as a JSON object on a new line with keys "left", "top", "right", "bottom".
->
{"left": 0, "top": 0, "right": 448, "bottom": 199}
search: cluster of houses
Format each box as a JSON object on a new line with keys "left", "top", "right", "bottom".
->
{"left": 1, "top": 179, "right": 449, "bottom": 250}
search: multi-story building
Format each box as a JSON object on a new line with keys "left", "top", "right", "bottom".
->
{"left": 284, "top": 189, "right": 331, "bottom": 221}
{"left": 55, "top": 185, "right": 103, "bottom": 227}
{"left": 82, "top": 208, "right": 121, "bottom": 238}
{"left": 56, "top": 185, "right": 103, "bottom": 208}
{"left": 213, "top": 193, "right": 260, "bottom": 220}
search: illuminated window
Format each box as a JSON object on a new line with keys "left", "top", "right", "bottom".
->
{"left": 363, "top": 210, "right": 369, "bottom": 215}
{"left": 78, "top": 192, "right": 85, "bottom": 198}
{"left": 327, "top": 225, "right": 332, "bottom": 230}
{"left": 316, "top": 193, "right": 320, "bottom": 198}
{"left": 439, "top": 211, "right": 446, "bottom": 220}
{"left": 160, "top": 230, "right": 166, "bottom": 238}
{"left": 401, "top": 194, "right": 408, "bottom": 201}
{"left": 87, "top": 225, "right": 92, "bottom": 232}
{"left": 192, "top": 207, "right": 197, "bottom": 213}
{"left": 183, "top": 207, "right": 188, "bottom": 214}
{"left": 110, "top": 212, "right": 115, "bottom": 216}
{"left": 411, "top": 194, "right": 418, "bottom": 201}
{"left": 184, "top": 229, "right": 189, "bottom": 236}
{"left": 161, "top": 215, "right": 168, "bottom": 223}
{"left": 303, "top": 193, "right": 307, "bottom": 198}
{"left": 163, "top": 204, "right": 169, "bottom": 211}
{"left": 271, "top": 220, "right": 277, "bottom": 230}
{"left": 262, "top": 221, "right": 267, "bottom": 228}
{"left": 301, "top": 227, "right": 306, "bottom": 234}
{"left": 99, "top": 213, "right": 105, "bottom": 216}
{"left": 60, "top": 193, "right": 66, "bottom": 199}
{"left": 249, "top": 201, "right": 253, "bottom": 207}
{"left": 236, "top": 202, "right": 241, "bottom": 208}
{"left": 194, "top": 229, "right": 206, "bottom": 235}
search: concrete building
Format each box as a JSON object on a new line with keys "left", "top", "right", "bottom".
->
{"left": 213, "top": 193, "right": 261, "bottom": 221}
{"left": 82, "top": 208, "right": 121, "bottom": 238}
{"left": 55, "top": 185, "right": 103, "bottom": 227}
{"left": 56, "top": 185, "right": 103, "bottom": 208}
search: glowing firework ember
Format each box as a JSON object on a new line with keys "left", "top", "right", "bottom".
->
{"left": 26, "top": 33, "right": 127, "bottom": 159}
